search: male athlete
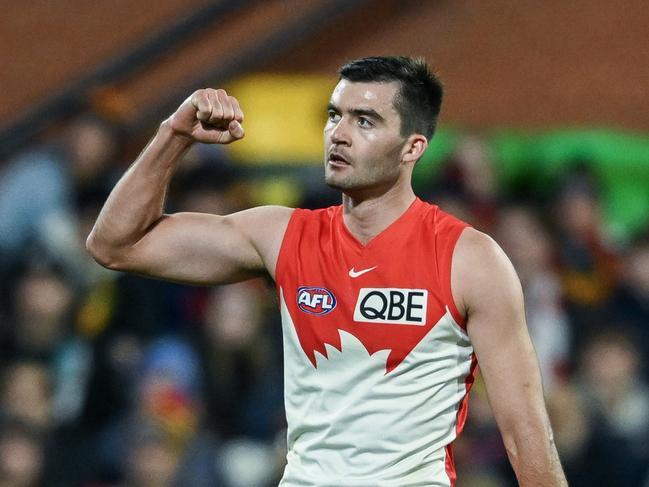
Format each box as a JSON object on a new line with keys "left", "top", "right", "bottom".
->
{"left": 87, "top": 57, "right": 567, "bottom": 486}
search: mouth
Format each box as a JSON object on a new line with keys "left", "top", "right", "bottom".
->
{"left": 327, "top": 151, "right": 351, "bottom": 168}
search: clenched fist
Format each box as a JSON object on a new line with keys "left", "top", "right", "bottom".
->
{"left": 166, "top": 88, "right": 244, "bottom": 144}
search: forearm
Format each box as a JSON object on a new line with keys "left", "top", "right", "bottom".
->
{"left": 87, "top": 121, "right": 191, "bottom": 262}
{"left": 504, "top": 418, "right": 568, "bottom": 487}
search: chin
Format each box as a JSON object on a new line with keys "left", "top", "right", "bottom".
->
{"left": 324, "top": 176, "right": 345, "bottom": 191}
{"left": 324, "top": 167, "right": 341, "bottom": 188}
{"left": 325, "top": 176, "right": 365, "bottom": 194}
{"left": 325, "top": 177, "right": 352, "bottom": 192}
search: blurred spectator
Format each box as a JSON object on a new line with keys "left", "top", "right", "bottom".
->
{"left": 201, "top": 281, "right": 285, "bottom": 440}
{"left": 552, "top": 165, "right": 621, "bottom": 353}
{"left": 6, "top": 261, "right": 74, "bottom": 361}
{"left": 495, "top": 205, "right": 570, "bottom": 391}
{"left": 604, "top": 233, "right": 649, "bottom": 379}
{"left": 2, "top": 260, "right": 94, "bottom": 429}
{"left": 572, "top": 329, "right": 649, "bottom": 486}
{"left": 94, "top": 337, "right": 223, "bottom": 486}
{"left": 0, "top": 362, "right": 52, "bottom": 433}
{"left": 168, "top": 144, "right": 236, "bottom": 216}
{"left": 453, "top": 136, "right": 498, "bottom": 223}
{"left": 219, "top": 438, "right": 278, "bottom": 487}
{"left": 546, "top": 383, "right": 592, "bottom": 486}
{"left": 124, "top": 425, "right": 181, "bottom": 487}
{"left": 430, "top": 136, "right": 498, "bottom": 231}
{"left": 123, "top": 419, "right": 223, "bottom": 487}
{"left": 0, "top": 115, "right": 120, "bottom": 283}
{"left": 0, "top": 420, "right": 44, "bottom": 487}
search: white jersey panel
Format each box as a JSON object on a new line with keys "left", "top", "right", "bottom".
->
{"left": 278, "top": 288, "right": 474, "bottom": 487}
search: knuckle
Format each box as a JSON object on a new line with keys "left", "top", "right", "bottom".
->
{"left": 211, "top": 105, "right": 223, "bottom": 119}
{"left": 192, "top": 91, "right": 209, "bottom": 108}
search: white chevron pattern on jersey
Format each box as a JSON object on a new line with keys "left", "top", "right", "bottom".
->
{"left": 278, "top": 288, "right": 475, "bottom": 487}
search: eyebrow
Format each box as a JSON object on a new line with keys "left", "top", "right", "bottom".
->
{"left": 327, "top": 103, "right": 385, "bottom": 122}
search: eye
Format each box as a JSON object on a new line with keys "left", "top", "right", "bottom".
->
{"left": 327, "top": 110, "right": 341, "bottom": 123}
{"left": 358, "top": 117, "right": 374, "bottom": 128}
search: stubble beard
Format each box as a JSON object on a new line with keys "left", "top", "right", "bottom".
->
{"left": 324, "top": 170, "right": 353, "bottom": 191}
{"left": 324, "top": 162, "right": 396, "bottom": 194}
{"left": 324, "top": 163, "right": 369, "bottom": 192}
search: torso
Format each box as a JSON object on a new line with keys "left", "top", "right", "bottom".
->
{"left": 274, "top": 198, "right": 477, "bottom": 486}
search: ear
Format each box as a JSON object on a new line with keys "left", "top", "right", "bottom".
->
{"left": 401, "top": 134, "right": 428, "bottom": 164}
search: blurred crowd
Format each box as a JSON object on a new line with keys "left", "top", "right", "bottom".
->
{"left": 0, "top": 114, "right": 647, "bottom": 487}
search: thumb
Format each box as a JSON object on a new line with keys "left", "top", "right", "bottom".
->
{"left": 228, "top": 120, "right": 245, "bottom": 140}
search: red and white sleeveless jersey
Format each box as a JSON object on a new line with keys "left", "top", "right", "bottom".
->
{"left": 275, "top": 198, "right": 477, "bottom": 487}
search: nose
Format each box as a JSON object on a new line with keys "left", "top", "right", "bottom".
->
{"left": 329, "top": 118, "right": 351, "bottom": 146}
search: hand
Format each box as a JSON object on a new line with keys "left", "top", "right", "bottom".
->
{"left": 166, "top": 88, "right": 245, "bottom": 144}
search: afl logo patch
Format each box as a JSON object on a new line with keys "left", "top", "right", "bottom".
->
{"left": 297, "top": 286, "right": 337, "bottom": 315}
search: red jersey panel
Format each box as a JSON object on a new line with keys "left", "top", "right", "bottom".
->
{"left": 275, "top": 198, "right": 476, "bottom": 487}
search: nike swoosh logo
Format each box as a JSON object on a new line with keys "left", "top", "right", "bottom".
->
{"left": 348, "top": 266, "right": 378, "bottom": 278}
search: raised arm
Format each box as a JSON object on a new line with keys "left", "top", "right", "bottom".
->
{"left": 86, "top": 88, "right": 293, "bottom": 285}
{"left": 452, "top": 228, "right": 568, "bottom": 486}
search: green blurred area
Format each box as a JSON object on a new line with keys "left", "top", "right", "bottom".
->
{"left": 413, "top": 129, "right": 649, "bottom": 243}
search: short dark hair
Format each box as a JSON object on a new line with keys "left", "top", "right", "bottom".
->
{"left": 339, "top": 56, "right": 443, "bottom": 141}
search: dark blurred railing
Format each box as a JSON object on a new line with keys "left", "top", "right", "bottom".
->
{"left": 0, "top": 0, "right": 258, "bottom": 160}
{"left": 127, "top": 0, "right": 371, "bottom": 134}
{"left": 0, "top": 0, "right": 371, "bottom": 161}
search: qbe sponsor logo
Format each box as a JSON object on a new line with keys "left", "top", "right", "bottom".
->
{"left": 353, "top": 288, "right": 428, "bottom": 325}
{"left": 297, "top": 286, "right": 337, "bottom": 315}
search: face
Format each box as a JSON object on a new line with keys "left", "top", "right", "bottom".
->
{"left": 323, "top": 80, "right": 409, "bottom": 193}
{"left": 68, "top": 118, "right": 115, "bottom": 182}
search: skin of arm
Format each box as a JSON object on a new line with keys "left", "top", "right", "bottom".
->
{"left": 86, "top": 88, "right": 293, "bottom": 285}
{"left": 452, "top": 227, "right": 568, "bottom": 487}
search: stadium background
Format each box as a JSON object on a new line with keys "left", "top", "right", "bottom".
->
{"left": 1, "top": 1, "right": 648, "bottom": 486}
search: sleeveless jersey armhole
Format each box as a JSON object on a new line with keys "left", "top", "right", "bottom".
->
{"left": 437, "top": 216, "right": 470, "bottom": 330}
{"left": 274, "top": 208, "right": 303, "bottom": 287}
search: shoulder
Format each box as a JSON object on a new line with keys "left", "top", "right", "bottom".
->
{"left": 277, "top": 204, "right": 341, "bottom": 230}
{"left": 222, "top": 206, "right": 296, "bottom": 280}
{"left": 226, "top": 205, "right": 295, "bottom": 241}
{"left": 454, "top": 227, "right": 505, "bottom": 264}
{"left": 417, "top": 200, "right": 470, "bottom": 236}
{"left": 451, "top": 227, "right": 523, "bottom": 317}
{"left": 226, "top": 205, "right": 295, "bottom": 225}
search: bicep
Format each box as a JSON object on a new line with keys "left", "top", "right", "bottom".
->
{"left": 111, "top": 206, "right": 292, "bottom": 285}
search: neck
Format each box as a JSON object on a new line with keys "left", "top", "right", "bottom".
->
{"left": 341, "top": 179, "right": 416, "bottom": 245}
